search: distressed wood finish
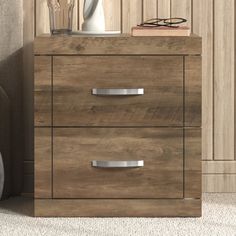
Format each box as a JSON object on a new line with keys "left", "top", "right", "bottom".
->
{"left": 193, "top": 0, "right": 213, "bottom": 160}
{"left": 185, "top": 128, "right": 202, "bottom": 198}
{"left": 185, "top": 56, "right": 202, "bottom": 126}
{"left": 34, "top": 35, "right": 202, "bottom": 55}
{"left": 34, "top": 128, "right": 52, "bottom": 198}
{"left": 34, "top": 35, "right": 202, "bottom": 216}
{"left": 53, "top": 128, "right": 183, "bottom": 199}
{"left": 35, "top": 199, "right": 201, "bottom": 217}
{"left": 53, "top": 56, "right": 183, "bottom": 127}
{"left": 34, "top": 56, "right": 51, "bottom": 126}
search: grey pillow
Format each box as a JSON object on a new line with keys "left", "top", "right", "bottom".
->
{"left": 0, "top": 153, "right": 4, "bottom": 199}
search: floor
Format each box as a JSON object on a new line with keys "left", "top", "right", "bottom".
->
{"left": 0, "top": 194, "right": 236, "bottom": 236}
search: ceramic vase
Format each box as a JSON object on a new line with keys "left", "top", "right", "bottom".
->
{"left": 82, "top": 0, "right": 105, "bottom": 32}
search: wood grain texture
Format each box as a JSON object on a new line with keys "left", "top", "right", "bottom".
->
{"left": 185, "top": 128, "right": 202, "bottom": 198}
{"left": 34, "top": 128, "right": 52, "bottom": 198}
{"left": 158, "top": 0, "right": 170, "bottom": 18}
{"left": 78, "top": 0, "right": 83, "bottom": 30}
{"left": 103, "top": 0, "right": 121, "bottom": 31}
{"left": 122, "top": 0, "right": 142, "bottom": 33}
{"left": 193, "top": 0, "right": 213, "bottom": 160}
{"left": 214, "top": 0, "right": 235, "bottom": 160}
{"left": 34, "top": 56, "right": 52, "bottom": 126}
{"left": 203, "top": 174, "right": 236, "bottom": 193}
{"left": 53, "top": 56, "right": 183, "bottom": 126}
{"left": 203, "top": 161, "right": 236, "bottom": 174}
{"left": 143, "top": 0, "right": 157, "bottom": 21}
{"left": 171, "top": 0, "right": 192, "bottom": 28}
{"left": 185, "top": 56, "right": 202, "bottom": 127}
{"left": 35, "top": 199, "right": 201, "bottom": 217}
{"left": 34, "top": 35, "right": 202, "bottom": 55}
{"left": 53, "top": 128, "right": 183, "bottom": 199}
{"left": 36, "top": 0, "right": 50, "bottom": 35}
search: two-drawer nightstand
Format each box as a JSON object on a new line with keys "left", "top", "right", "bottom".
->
{"left": 34, "top": 35, "right": 202, "bottom": 217}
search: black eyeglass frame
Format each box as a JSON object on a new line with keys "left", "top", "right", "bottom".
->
{"left": 138, "top": 17, "right": 187, "bottom": 28}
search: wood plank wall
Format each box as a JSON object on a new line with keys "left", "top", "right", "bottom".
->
{"left": 23, "top": 0, "right": 235, "bottom": 194}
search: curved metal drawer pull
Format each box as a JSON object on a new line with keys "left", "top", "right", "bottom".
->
{"left": 92, "top": 88, "right": 144, "bottom": 96}
{"left": 92, "top": 160, "right": 144, "bottom": 168}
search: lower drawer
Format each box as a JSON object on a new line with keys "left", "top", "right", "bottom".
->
{"left": 53, "top": 128, "right": 183, "bottom": 199}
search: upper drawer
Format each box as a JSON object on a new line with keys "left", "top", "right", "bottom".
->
{"left": 53, "top": 56, "right": 183, "bottom": 126}
{"left": 35, "top": 56, "right": 51, "bottom": 126}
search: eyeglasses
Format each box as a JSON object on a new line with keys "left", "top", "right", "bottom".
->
{"left": 138, "top": 18, "right": 187, "bottom": 28}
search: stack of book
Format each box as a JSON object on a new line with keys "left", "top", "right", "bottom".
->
{"left": 131, "top": 26, "right": 191, "bottom": 37}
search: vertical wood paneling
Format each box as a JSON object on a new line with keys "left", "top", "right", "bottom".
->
{"left": 203, "top": 175, "right": 236, "bottom": 192}
{"left": 171, "top": 0, "right": 191, "bottom": 28}
{"left": 158, "top": 0, "right": 170, "bottom": 18}
{"left": 36, "top": 0, "right": 50, "bottom": 35}
{"left": 143, "top": 0, "right": 157, "bottom": 21}
{"left": 74, "top": 0, "right": 79, "bottom": 30}
{"left": 35, "top": 128, "right": 52, "bottom": 198}
{"left": 193, "top": 0, "right": 213, "bottom": 160}
{"left": 103, "top": 0, "right": 121, "bottom": 31}
{"left": 185, "top": 56, "right": 202, "bottom": 127}
{"left": 122, "top": 0, "right": 142, "bottom": 33}
{"left": 214, "top": 0, "right": 235, "bottom": 160}
{"left": 78, "top": 0, "right": 83, "bottom": 30}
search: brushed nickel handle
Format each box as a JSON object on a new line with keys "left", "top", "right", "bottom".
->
{"left": 91, "top": 160, "right": 144, "bottom": 168}
{"left": 92, "top": 88, "right": 144, "bottom": 96}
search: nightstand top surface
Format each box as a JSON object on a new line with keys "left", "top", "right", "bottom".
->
{"left": 34, "top": 34, "right": 201, "bottom": 55}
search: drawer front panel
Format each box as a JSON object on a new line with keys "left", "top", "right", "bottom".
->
{"left": 53, "top": 56, "right": 183, "bottom": 126}
{"left": 53, "top": 128, "right": 183, "bottom": 199}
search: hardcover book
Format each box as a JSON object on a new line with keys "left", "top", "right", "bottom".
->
{"left": 132, "top": 26, "right": 191, "bottom": 37}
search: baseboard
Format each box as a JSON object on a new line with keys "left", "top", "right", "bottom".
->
{"left": 203, "top": 174, "right": 236, "bottom": 192}
{"left": 35, "top": 199, "right": 201, "bottom": 217}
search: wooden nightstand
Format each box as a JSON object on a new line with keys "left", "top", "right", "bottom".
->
{"left": 34, "top": 34, "right": 202, "bottom": 217}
